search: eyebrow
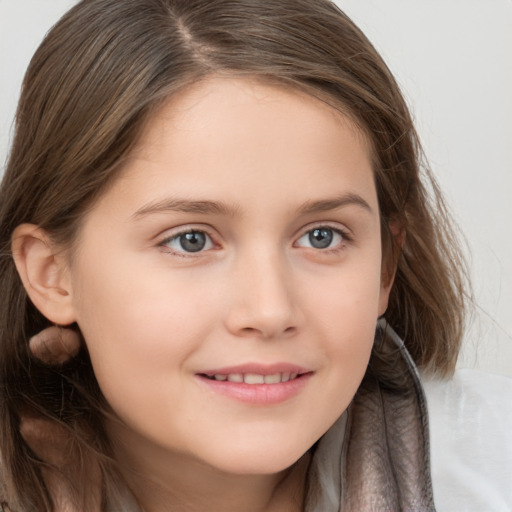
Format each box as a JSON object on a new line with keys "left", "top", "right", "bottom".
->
{"left": 131, "top": 193, "right": 372, "bottom": 220}
{"left": 297, "top": 193, "right": 372, "bottom": 215}
{"left": 132, "top": 198, "right": 241, "bottom": 219}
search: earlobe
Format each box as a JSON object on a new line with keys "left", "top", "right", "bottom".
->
{"left": 11, "top": 224, "right": 76, "bottom": 325}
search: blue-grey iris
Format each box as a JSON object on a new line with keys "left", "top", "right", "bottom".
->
{"left": 309, "top": 228, "right": 334, "bottom": 249}
{"left": 179, "top": 231, "right": 207, "bottom": 252}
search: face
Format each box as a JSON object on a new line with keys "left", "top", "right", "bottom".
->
{"left": 67, "top": 77, "right": 391, "bottom": 475}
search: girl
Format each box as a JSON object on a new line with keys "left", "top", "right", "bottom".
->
{"left": 0, "top": 0, "right": 510, "bottom": 510}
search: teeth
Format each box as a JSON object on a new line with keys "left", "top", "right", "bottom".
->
{"left": 264, "top": 373, "right": 281, "bottom": 384}
{"left": 244, "top": 373, "right": 265, "bottom": 384}
{"left": 208, "top": 372, "right": 301, "bottom": 384}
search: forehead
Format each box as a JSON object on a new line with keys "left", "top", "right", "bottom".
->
{"left": 134, "top": 76, "right": 371, "bottom": 157}
{"left": 95, "top": 76, "right": 378, "bottom": 220}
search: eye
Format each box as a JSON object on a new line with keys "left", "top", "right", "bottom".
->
{"left": 296, "top": 227, "right": 345, "bottom": 250}
{"left": 161, "top": 230, "right": 214, "bottom": 253}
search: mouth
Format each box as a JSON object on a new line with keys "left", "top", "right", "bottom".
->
{"left": 196, "top": 365, "right": 312, "bottom": 405}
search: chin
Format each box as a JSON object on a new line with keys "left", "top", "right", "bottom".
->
{"left": 200, "top": 442, "right": 310, "bottom": 476}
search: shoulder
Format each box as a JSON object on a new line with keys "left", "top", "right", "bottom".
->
{"left": 422, "top": 369, "right": 512, "bottom": 512}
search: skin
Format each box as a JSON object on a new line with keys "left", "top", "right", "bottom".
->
{"left": 14, "top": 77, "right": 393, "bottom": 511}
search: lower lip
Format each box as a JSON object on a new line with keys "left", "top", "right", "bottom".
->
{"left": 197, "top": 373, "right": 312, "bottom": 405}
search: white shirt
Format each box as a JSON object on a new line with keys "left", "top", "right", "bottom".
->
{"left": 424, "top": 369, "right": 512, "bottom": 511}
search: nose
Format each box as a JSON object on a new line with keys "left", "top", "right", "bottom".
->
{"left": 224, "top": 248, "right": 299, "bottom": 340}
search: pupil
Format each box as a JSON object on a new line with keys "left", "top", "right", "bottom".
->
{"left": 180, "top": 232, "right": 206, "bottom": 252}
{"left": 309, "top": 228, "right": 333, "bottom": 249}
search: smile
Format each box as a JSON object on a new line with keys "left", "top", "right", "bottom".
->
{"left": 196, "top": 365, "right": 312, "bottom": 405}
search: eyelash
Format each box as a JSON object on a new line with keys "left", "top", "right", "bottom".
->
{"left": 157, "top": 224, "right": 352, "bottom": 256}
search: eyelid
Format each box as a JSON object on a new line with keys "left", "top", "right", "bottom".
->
{"left": 294, "top": 221, "right": 352, "bottom": 241}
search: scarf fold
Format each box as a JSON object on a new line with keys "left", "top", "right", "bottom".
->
{"left": 306, "top": 320, "right": 435, "bottom": 511}
{"left": 339, "top": 319, "right": 435, "bottom": 511}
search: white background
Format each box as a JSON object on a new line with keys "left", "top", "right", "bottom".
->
{"left": 1, "top": 1, "right": 511, "bottom": 376}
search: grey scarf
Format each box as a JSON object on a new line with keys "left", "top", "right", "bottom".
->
{"left": 306, "top": 320, "right": 436, "bottom": 511}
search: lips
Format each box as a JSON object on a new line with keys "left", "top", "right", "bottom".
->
{"left": 196, "top": 363, "right": 312, "bottom": 405}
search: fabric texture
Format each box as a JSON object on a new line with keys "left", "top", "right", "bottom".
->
{"left": 306, "top": 319, "right": 436, "bottom": 512}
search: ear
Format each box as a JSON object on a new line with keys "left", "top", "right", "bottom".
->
{"left": 11, "top": 224, "right": 76, "bottom": 325}
{"left": 378, "top": 220, "right": 404, "bottom": 316}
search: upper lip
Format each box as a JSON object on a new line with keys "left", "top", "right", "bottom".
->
{"left": 197, "top": 363, "right": 311, "bottom": 376}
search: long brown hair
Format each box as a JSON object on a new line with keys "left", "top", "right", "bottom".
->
{"left": 0, "top": 0, "right": 469, "bottom": 509}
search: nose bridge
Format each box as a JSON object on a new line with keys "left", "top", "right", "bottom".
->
{"left": 225, "top": 242, "right": 297, "bottom": 338}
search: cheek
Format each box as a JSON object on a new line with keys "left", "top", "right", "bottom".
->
{"left": 70, "top": 259, "right": 219, "bottom": 402}
{"left": 304, "top": 251, "right": 383, "bottom": 334}
{"left": 71, "top": 275, "right": 214, "bottom": 442}
{"left": 303, "top": 255, "right": 382, "bottom": 391}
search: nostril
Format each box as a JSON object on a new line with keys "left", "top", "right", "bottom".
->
{"left": 241, "top": 327, "right": 259, "bottom": 334}
{"left": 241, "top": 325, "right": 297, "bottom": 339}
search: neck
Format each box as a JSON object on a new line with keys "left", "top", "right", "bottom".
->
{"left": 109, "top": 424, "right": 311, "bottom": 512}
